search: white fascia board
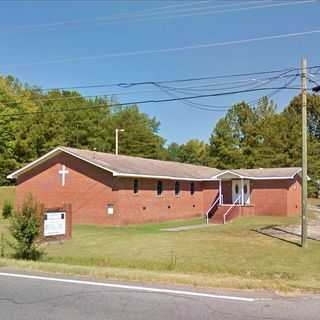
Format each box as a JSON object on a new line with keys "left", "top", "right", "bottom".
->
{"left": 244, "top": 176, "right": 296, "bottom": 180}
{"left": 211, "top": 170, "right": 245, "bottom": 179}
{"left": 113, "top": 172, "right": 219, "bottom": 181}
{"left": 7, "top": 147, "right": 62, "bottom": 179}
{"left": 211, "top": 169, "right": 303, "bottom": 180}
{"left": 7, "top": 147, "right": 119, "bottom": 180}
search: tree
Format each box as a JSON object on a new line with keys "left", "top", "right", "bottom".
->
{"left": 280, "top": 94, "right": 320, "bottom": 196}
{"left": 0, "top": 75, "right": 167, "bottom": 184}
{"left": 167, "top": 140, "right": 210, "bottom": 166}
{"left": 8, "top": 194, "right": 43, "bottom": 260}
{"left": 209, "top": 102, "right": 257, "bottom": 168}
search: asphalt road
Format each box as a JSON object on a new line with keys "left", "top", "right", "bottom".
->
{"left": 0, "top": 271, "right": 320, "bottom": 320}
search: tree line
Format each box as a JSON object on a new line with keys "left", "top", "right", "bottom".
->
{"left": 1, "top": 75, "right": 319, "bottom": 195}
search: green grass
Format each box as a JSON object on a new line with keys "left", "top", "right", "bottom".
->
{"left": 0, "top": 186, "right": 15, "bottom": 234}
{"left": 0, "top": 186, "right": 15, "bottom": 209}
{"left": 3, "top": 215, "right": 320, "bottom": 292}
{"left": 1, "top": 185, "right": 320, "bottom": 292}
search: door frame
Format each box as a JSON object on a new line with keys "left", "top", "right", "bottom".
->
{"left": 232, "top": 179, "right": 250, "bottom": 205}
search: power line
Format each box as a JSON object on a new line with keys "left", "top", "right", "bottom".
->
{"left": 0, "top": 65, "right": 315, "bottom": 110}
{"left": 0, "top": 86, "right": 302, "bottom": 118}
{"left": 3, "top": 28, "right": 320, "bottom": 68}
{"left": 157, "top": 71, "right": 297, "bottom": 94}
{"left": 1, "top": 0, "right": 302, "bottom": 33}
{"left": 0, "top": 1, "right": 256, "bottom": 33}
{"left": 0, "top": 1, "right": 209, "bottom": 32}
{"left": 38, "top": 66, "right": 308, "bottom": 92}
{"left": 0, "top": 69, "right": 302, "bottom": 107}
{"left": 0, "top": 66, "right": 309, "bottom": 107}
{"left": 129, "top": 0, "right": 316, "bottom": 24}
{"left": 157, "top": 72, "right": 300, "bottom": 110}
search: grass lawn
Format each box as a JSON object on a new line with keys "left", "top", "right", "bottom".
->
{"left": 309, "top": 198, "right": 320, "bottom": 207}
{"left": 0, "top": 186, "right": 15, "bottom": 210}
{"left": 1, "top": 186, "right": 320, "bottom": 292}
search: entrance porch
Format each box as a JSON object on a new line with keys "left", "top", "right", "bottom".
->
{"left": 206, "top": 171, "right": 255, "bottom": 224}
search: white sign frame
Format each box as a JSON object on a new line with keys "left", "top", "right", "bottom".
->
{"left": 44, "top": 211, "right": 66, "bottom": 237}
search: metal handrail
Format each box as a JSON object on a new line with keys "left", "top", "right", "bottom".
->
{"left": 205, "top": 195, "right": 221, "bottom": 225}
{"left": 223, "top": 196, "right": 241, "bottom": 224}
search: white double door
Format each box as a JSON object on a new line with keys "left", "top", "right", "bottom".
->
{"left": 232, "top": 179, "right": 250, "bottom": 205}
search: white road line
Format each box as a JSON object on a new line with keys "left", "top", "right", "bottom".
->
{"left": 0, "top": 272, "right": 257, "bottom": 302}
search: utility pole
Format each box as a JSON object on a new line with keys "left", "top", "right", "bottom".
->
{"left": 115, "top": 128, "right": 125, "bottom": 155}
{"left": 301, "top": 57, "right": 308, "bottom": 248}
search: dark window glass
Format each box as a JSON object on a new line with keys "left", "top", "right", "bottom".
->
{"left": 235, "top": 184, "right": 239, "bottom": 194}
{"left": 190, "top": 182, "right": 195, "bottom": 195}
{"left": 133, "top": 179, "right": 139, "bottom": 194}
{"left": 175, "top": 181, "right": 180, "bottom": 196}
{"left": 244, "top": 184, "right": 248, "bottom": 194}
{"left": 157, "top": 181, "right": 163, "bottom": 196}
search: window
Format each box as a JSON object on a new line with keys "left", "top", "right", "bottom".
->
{"left": 235, "top": 184, "right": 239, "bottom": 194}
{"left": 157, "top": 181, "right": 163, "bottom": 196}
{"left": 243, "top": 184, "right": 248, "bottom": 194}
{"left": 175, "top": 181, "right": 180, "bottom": 196}
{"left": 133, "top": 179, "right": 139, "bottom": 194}
{"left": 107, "top": 204, "right": 114, "bottom": 215}
{"left": 190, "top": 182, "right": 195, "bottom": 195}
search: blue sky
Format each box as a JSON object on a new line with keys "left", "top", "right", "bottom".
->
{"left": 0, "top": 0, "right": 319, "bottom": 144}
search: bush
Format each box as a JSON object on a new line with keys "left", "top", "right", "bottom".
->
{"left": 9, "top": 194, "right": 43, "bottom": 260}
{"left": 2, "top": 200, "right": 13, "bottom": 219}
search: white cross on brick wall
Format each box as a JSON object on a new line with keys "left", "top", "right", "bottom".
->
{"left": 58, "top": 164, "right": 69, "bottom": 186}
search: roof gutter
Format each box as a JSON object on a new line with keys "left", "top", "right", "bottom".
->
{"left": 113, "top": 172, "right": 219, "bottom": 181}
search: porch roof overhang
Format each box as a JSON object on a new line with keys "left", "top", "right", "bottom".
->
{"left": 212, "top": 170, "right": 244, "bottom": 180}
{"left": 211, "top": 168, "right": 304, "bottom": 180}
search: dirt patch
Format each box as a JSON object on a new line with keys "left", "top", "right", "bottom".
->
{"left": 257, "top": 220, "right": 320, "bottom": 243}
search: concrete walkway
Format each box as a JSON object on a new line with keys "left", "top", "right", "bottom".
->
{"left": 161, "top": 224, "right": 214, "bottom": 232}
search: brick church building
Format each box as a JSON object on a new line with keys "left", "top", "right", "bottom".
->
{"left": 8, "top": 146, "right": 302, "bottom": 225}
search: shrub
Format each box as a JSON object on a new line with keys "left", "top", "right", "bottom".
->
{"left": 9, "top": 194, "right": 43, "bottom": 260}
{"left": 2, "top": 200, "right": 13, "bottom": 219}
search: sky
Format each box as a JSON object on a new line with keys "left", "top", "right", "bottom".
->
{"left": 0, "top": 0, "right": 319, "bottom": 145}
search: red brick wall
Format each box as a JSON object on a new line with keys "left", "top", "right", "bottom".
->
{"left": 16, "top": 153, "right": 207, "bottom": 225}
{"left": 219, "top": 178, "right": 301, "bottom": 217}
{"left": 286, "top": 175, "right": 301, "bottom": 216}
{"left": 16, "top": 153, "right": 118, "bottom": 225}
{"left": 116, "top": 178, "right": 204, "bottom": 224}
{"left": 250, "top": 179, "right": 291, "bottom": 216}
{"left": 202, "top": 181, "right": 219, "bottom": 213}
{"left": 15, "top": 152, "right": 301, "bottom": 224}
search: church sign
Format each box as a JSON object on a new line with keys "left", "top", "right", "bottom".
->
{"left": 41, "top": 204, "right": 72, "bottom": 241}
{"left": 44, "top": 211, "right": 66, "bottom": 236}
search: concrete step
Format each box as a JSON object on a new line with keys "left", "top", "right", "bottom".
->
{"left": 210, "top": 205, "right": 241, "bottom": 224}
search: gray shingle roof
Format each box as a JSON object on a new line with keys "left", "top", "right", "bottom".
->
{"left": 229, "top": 167, "right": 301, "bottom": 179}
{"left": 60, "top": 147, "right": 221, "bottom": 180}
{"left": 7, "top": 146, "right": 302, "bottom": 181}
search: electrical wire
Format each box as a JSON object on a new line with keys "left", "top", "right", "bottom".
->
{"left": 154, "top": 72, "right": 300, "bottom": 111}
{"left": 3, "top": 29, "right": 320, "bottom": 68}
{"left": 38, "top": 65, "right": 317, "bottom": 92}
{"left": 0, "top": 86, "right": 302, "bottom": 118}
{"left": 0, "top": 71, "right": 300, "bottom": 107}
{"left": 0, "top": 66, "right": 311, "bottom": 108}
{"left": 128, "top": 0, "right": 316, "bottom": 24}
{"left": 2, "top": 0, "right": 310, "bottom": 33}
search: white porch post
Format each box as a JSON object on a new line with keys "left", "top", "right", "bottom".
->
{"left": 219, "top": 179, "right": 222, "bottom": 205}
{"left": 241, "top": 178, "right": 244, "bottom": 205}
